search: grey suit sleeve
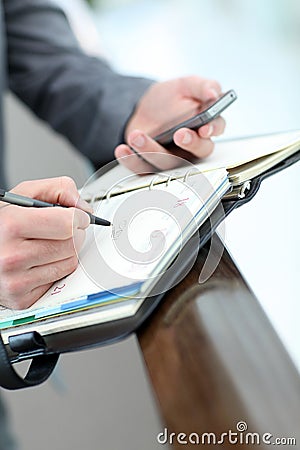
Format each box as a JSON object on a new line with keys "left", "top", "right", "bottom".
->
{"left": 4, "top": 0, "right": 154, "bottom": 167}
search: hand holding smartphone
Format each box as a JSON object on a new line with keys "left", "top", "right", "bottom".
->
{"left": 152, "top": 89, "right": 237, "bottom": 151}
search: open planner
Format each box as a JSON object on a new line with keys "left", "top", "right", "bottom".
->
{"left": 0, "top": 129, "right": 299, "bottom": 389}
{"left": 0, "top": 168, "right": 230, "bottom": 330}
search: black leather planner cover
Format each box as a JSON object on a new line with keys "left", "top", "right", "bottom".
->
{"left": 0, "top": 150, "right": 299, "bottom": 389}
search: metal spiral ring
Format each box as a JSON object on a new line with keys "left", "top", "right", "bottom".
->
{"left": 149, "top": 175, "right": 161, "bottom": 190}
{"left": 183, "top": 168, "right": 199, "bottom": 183}
{"left": 165, "top": 175, "right": 174, "bottom": 188}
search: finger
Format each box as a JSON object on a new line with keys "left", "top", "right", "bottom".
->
{"left": 18, "top": 283, "right": 54, "bottom": 309}
{"left": 198, "top": 116, "right": 226, "bottom": 139}
{"left": 25, "top": 256, "right": 78, "bottom": 296}
{"left": 34, "top": 228, "right": 86, "bottom": 264}
{"left": 173, "top": 128, "right": 214, "bottom": 159}
{"left": 11, "top": 230, "right": 85, "bottom": 269}
{"left": 115, "top": 144, "right": 155, "bottom": 174}
{"left": 127, "top": 130, "right": 185, "bottom": 170}
{"left": 182, "top": 76, "right": 222, "bottom": 103}
{"left": 2, "top": 206, "right": 90, "bottom": 240}
{"left": 6, "top": 256, "right": 79, "bottom": 309}
{"left": 1, "top": 282, "right": 53, "bottom": 310}
{"left": 11, "top": 176, "right": 92, "bottom": 212}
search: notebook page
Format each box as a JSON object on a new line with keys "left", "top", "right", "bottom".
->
{"left": 192, "top": 130, "right": 300, "bottom": 171}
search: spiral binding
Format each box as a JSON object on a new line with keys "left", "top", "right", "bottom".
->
{"left": 91, "top": 190, "right": 107, "bottom": 206}
{"left": 183, "top": 168, "right": 200, "bottom": 183}
{"left": 106, "top": 186, "right": 114, "bottom": 201}
{"left": 149, "top": 175, "right": 161, "bottom": 190}
{"left": 165, "top": 175, "right": 174, "bottom": 188}
{"left": 87, "top": 168, "right": 202, "bottom": 201}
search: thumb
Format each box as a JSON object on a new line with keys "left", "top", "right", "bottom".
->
{"left": 11, "top": 177, "right": 93, "bottom": 213}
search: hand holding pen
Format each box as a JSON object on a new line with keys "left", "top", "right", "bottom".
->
{"left": 0, "top": 177, "right": 106, "bottom": 310}
{"left": 0, "top": 190, "right": 111, "bottom": 226}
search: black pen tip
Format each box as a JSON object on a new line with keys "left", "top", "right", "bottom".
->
{"left": 93, "top": 215, "right": 111, "bottom": 226}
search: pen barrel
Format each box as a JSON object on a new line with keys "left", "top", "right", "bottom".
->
{"left": 1, "top": 192, "right": 38, "bottom": 207}
{"left": 0, "top": 192, "right": 110, "bottom": 226}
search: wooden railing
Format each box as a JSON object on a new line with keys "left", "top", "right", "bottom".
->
{"left": 137, "top": 236, "right": 300, "bottom": 449}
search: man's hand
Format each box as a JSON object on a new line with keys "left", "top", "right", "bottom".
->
{"left": 115, "top": 76, "right": 226, "bottom": 172}
{"left": 0, "top": 177, "right": 91, "bottom": 310}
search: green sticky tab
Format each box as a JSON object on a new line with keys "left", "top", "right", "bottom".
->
{"left": 13, "top": 316, "right": 35, "bottom": 326}
{"left": 0, "top": 320, "right": 14, "bottom": 329}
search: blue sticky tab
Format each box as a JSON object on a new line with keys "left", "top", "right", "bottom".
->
{"left": 61, "top": 282, "right": 143, "bottom": 311}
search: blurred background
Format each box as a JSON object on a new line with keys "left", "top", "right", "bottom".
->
{"left": 3, "top": 1, "right": 300, "bottom": 449}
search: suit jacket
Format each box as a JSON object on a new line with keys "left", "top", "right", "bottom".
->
{"left": 0, "top": 0, "right": 152, "bottom": 188}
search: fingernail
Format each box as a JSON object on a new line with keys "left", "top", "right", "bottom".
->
{"left": 77, "top": 197, "right": 93, "bottom": 213}
{"left": 206, "top": 124, "right": 213, "bottom": 137}
{"left": 182, "top": 132, "right": 192, "bottom": 145}
{"left": 208, "top": 88, "right": 219, "bottom": 99}
{"left": 131, "top": 134, "right": 145, "bottom": 148}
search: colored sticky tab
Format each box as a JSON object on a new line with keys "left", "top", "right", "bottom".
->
{"left": 61, "top": 282, "right": 143, "bottom": 312}
{"left": 0, "top": 320, "right": 14, "bottom": 329}
{"left": 13, "top": 316, "right": 35, "bottom": 326}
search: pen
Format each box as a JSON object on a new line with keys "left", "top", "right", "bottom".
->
{"left": 0, "top": 188, "right": 111, "bottom": 226}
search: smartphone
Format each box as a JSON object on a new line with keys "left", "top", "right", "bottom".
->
{"left": 152, "top": 89, "right": 237, "bottom": 149}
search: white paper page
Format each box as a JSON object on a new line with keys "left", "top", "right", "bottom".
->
{"left": 192, "top": 130, "right": 300, "bottom": 171}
